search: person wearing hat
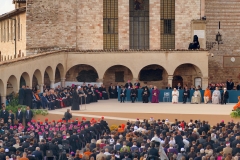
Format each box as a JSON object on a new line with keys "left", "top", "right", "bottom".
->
{"left": 223, "top": 143, "right": 232, "bottom": 155}
{"left": 221, "top": 88, "right": 229, "bottom": 105}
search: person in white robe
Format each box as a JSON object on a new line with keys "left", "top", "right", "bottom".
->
{"left": 172, "top": 88, "right": 179, "bottom": 104}
{"left": 212, "top": 87, "right": 221, "bottom": 104}
{"left": 191, "top": 89, "right": 202, "bottom": 104}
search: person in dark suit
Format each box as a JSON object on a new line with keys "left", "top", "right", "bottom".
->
{"left": 166, "top": 84, "right": 172, "bottom": 90}
{"left": 49, "top": 140, "right": 59, "bottom": 160}
{"left": 19, "top": 85, "right": 25, "bottom": 105}
{"left": 176, "top": 83, "right": 182, "bottom": 90}
{"left": 237, "top": 83, "right": 240, "bottom": 90}
{"left": 25, "top": 106, "right": 33, "bottom": 125}
{"left": 0, "top": 106, "right": 9, "bottom": 123}
{"left": 130, "top": 86, "right": 138, "bottom": 103}
{"left": 226, "top": 79, "right": 230, "bottom": 90}
{"left": 24, "top": 86, "right": 33, "bottom": 108}
{"left": 108, "top": 83, "right": 114, "bottom": 98}
{"left": 125, "top": 80, "right": 133, "bottom": 89}
{"left": 41, "top": 93, "right": 48, "bottom": 109}
{"left": 147, "top": 142, "right": 159, "bottom": 157}
{"left": 32, "top": 147, "right": 43, "bottom": 160}
{"left": 120, "top": 87, "right": 127, "bottom": 103}
{"left": 183, "top": 87, "right": 190, "bottom": 104}
{"left": 134, "top": 80, "right": 140, "bottom": 89}
{"left": 229, "top": 79, "right": 234, "bottom": 90}
{"left": 64, "top": 109, "right": 72, "bottom": 122}
{"left": 8, "top": 110, "right": 14, "bottom": 126}
{"left": 174, "top": 131, "right": 185, "bottom": 152}
{"left": 221, "top": 88, "right": 229, "bottom": 105}
{"left": 16, "top": 107, "right": 23, "bottom": 124}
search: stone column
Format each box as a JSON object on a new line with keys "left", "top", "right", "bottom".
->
{"left": 61, "top": 78, "right": 66, "bottom": 88}
{"left": 201, "top": 0, "right": 205, "bottom": 18}
{"left": 202, "top": 77, "right": 208, "bottom": 89}
{"left": 1, "top": 96, "right": 6, "bottom": 105}
{"left": 168, "top": 75, "right": 174, "bottom": 87}
{"left": 50, "top": 80, "right": 55, "bottom": 89}
{"left": 40, "top": 84, "right": 44, "bottom": 93}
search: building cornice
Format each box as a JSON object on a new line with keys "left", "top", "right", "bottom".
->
{"left": 0, "top": 49, "right": 209, "bottom": 66}
{"left": 0, "top": 7, "right": 26, "bottom": 21}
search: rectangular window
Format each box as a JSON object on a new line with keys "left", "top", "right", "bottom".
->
{"left": 160, "top": 0, "right": 175, "bottom": 49}
{"left": 115, "top": 71, "right": 124, "bottom": 82}
{"left": 103, "top": 0, "right": 118, "bottom": 49}
{"left": 18, "top": 16, "right": 20, "bottom": 40}
{"left": 129, "top": 0, "right": 149, "bottom": 49}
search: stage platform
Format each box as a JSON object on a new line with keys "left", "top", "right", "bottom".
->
{"left": 40, "top": 99, "right": 236, "bottom": 126}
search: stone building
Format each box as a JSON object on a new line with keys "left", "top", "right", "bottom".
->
{"left": 0, "top": 0, "right": 239, "bottom": 103}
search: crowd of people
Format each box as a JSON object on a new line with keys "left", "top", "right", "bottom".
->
{"left": 0, "top": 112, "right": 239, "bottom": 160}
{"left": 17, "top": 83, "right": 114, "bottom": 111}
{"left": 11, "top": 79, "right": 240, "bottom": 111}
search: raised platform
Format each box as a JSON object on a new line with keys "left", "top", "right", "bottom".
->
{"left": 37, "top": 99, "right": 235, "bottom": 126}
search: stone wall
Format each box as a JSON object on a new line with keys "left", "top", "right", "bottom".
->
{"left": 26, "top": 0, "right": 103, "bottom": 54}
{"left": 173, "top": 64, "right": 202, "bottom": 88}
{"left": 175, "top": 0, "right": 200, "bottom": 49}
{"left": 206, "top": 0, "right": 240, "bottom": 85}
{"left": 103, "top": 65, "right": 133, "bottom": 88}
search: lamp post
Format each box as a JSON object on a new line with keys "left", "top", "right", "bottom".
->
{"left": 9, "top": 18, "right": 17, "bottom": 58}
{"left": 215, "top": 32, "right": 222, "bottom": 50}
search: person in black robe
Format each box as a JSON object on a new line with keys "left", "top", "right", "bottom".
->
{"left": 93, "top": 85, "right": 100, "bottom": 100}
{"left": 66, "top": 89, "right": 73, "bottom": 106}
{"left": 113, "top": 86, "right": 118, "bottom": 98}
{"left": 71, "top": 87, "right": 80, "bottom": 110}
{"left": 183, "top": 87, "right": 190, "bottom": 104}
{"left": 83, "top": 87, "right": 90, "bottom": 104}
{"left": 221, "top": 88, "right": 229, "bottom": 105}
{"left": 142, "top": 87, "right": 150, "bottom": 103}
{"left": 130, "top": 86, "right": 138, "bottom": 103}
{"left": 108, "top": 83, "right": 114, "bottom": 98}
{"left": 24, "top": 87, "right": 33, "bottom": 108}
{"left": 46, "top": 92, "right": 54, "bottom": 110}
{"left": 18, "top": 85, "right": 25, "bottom": 105}
{"left": 101, "top": 85, "right": 109, "bottom": 100}
{"left": 89, "top": 86, "right": 98, "bottom": 102}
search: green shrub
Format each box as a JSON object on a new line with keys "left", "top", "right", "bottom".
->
{"left": 230, "top": 109, "right": 240, "bottom": 118}
{"left": 3, "top": 94, "right": 48, "bottom": 117}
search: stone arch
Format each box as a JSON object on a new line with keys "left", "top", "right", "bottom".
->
{"left": 103, "top": 65, "right": 133, "bottom": 87}
{"left": 7, "top": 75, "right": 18, "bottom": 95}
{"left": 173, "top": 63, "right": 203, "bottom": 88}
{"left": 32, "top": 69, "right": 43, "bottom": 88}
{"left": 44, "top": 66, "right": 54, "bottom": 80}
{"left": 66, "top": 64, "right": 99, "bottom": 82}
{"left": 55, "top": 63, "right": 65, "bottom": 83}
{"left": 138, "top": 64, "right": 168, "bottom": 89}
{"left": 20, "top": 72, "right": 31, "bottom": 87}
{"left": 43, "top": 66, "right": 54, "bottom": 88}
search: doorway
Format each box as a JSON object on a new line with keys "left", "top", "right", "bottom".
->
{"left": 172, "top": 76, "right": 183, "bottom": 88}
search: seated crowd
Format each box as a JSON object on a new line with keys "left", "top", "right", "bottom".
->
{"left": 17, "top": 83, "right": 114, "bottom": 110}
{"left": 0, "top": 114, "right": 239, "bottom": 160}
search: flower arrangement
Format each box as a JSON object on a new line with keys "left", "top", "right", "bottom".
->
{"left": 110, "top": 125, "right": 119, "bottom": 131}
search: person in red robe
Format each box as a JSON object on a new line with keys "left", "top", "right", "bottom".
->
{"left": 151, "top": 86, "right": 159, "bottom": 103}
